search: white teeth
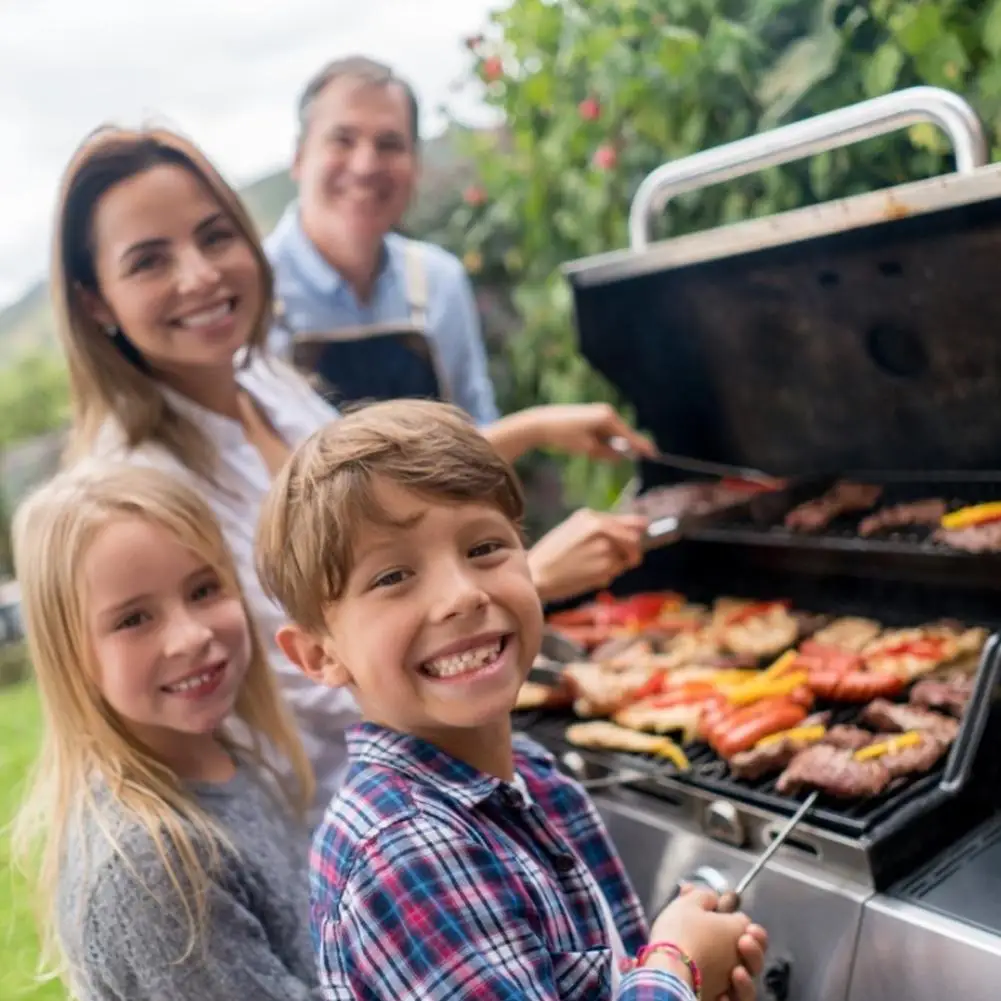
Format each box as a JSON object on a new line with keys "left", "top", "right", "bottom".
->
{"left": 177, "top": 302, "right": 232, "bottom": 329}
{"left": 164, "top": 665, "right": 220, "bottom": 693}
{"left": 423, "top": 640, "right": 502, "bottom": 679}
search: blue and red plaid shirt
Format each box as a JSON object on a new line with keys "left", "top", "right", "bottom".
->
{"left": 309, "top": 722, "right": 698, "bottom": 1000}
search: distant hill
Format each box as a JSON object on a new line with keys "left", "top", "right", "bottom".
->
{"left": 0, "top": 126, "right": 480, "bottom": 361}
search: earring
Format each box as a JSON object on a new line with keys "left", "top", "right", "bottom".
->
{"left": 104, "top": 324, "right": 119, "bottom": 338}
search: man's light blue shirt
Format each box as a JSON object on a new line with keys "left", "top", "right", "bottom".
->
{"left": 264, "top": 202, "right": 499, "bottom": 425}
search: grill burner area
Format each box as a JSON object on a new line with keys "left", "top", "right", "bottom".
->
{"left": 516, "top": 705, "right": 946, "bottom": 841}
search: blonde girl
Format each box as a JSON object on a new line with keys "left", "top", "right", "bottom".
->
{"left": 11, "top": 461, "right": 320, "bottom": 1000}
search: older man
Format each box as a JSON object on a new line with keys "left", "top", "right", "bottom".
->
{"left": 266, "top": 55, "right": 498, "bottom": 424}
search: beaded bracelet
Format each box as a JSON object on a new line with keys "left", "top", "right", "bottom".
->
{"left": 632, "top": 942, "right": 703, "bottom": 1000}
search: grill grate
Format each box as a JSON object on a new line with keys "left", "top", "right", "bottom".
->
{"left": 515, "top": 706, "right": 945, "bottom": 840}
{"left": 690, "top": 474, "right": 1001, "bottom": 557}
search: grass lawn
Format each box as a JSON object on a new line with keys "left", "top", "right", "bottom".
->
{"left": 0, "top": 670, "right": 65, "bottom": 999}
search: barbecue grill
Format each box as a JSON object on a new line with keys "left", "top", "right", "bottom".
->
{"left": 521, "top": 88, "right": 1001, "bottom": 1001}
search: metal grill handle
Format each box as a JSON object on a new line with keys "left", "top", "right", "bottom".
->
{"left": 629, "top": 86, "right": 988, "bottom": 250}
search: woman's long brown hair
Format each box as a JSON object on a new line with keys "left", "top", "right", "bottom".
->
{"left": 53, "top": 126, "right": 275, "bottom": 478}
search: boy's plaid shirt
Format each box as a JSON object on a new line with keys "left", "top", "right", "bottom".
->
{"left": 309, "top": 722, "right": 698, "bottom": 1001}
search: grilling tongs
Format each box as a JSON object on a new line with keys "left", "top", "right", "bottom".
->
{"left": 715, "top": 791, "right": 819, "bottom": 913}
{"left": 606, "top": 436, "right": 781, "bottom": 488}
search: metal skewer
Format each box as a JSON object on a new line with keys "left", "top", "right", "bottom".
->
{"left": 718, "top": 791, "right": 819, "bottom": 912}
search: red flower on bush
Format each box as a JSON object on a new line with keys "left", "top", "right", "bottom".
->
{"left": 463, "top": 185, "right": 487, "bottom": 206}
{"left": 578, "top": 97, "right": 601, "bottom": 121}
{"left": 592, "top": 144, "right": 618, "bottom": 170}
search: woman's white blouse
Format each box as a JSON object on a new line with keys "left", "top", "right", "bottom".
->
{"left": 92, "top": 354, "right": 357, "bottom": 824}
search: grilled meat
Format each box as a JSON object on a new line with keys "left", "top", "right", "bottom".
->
{"left": 565, "top": 720, "right": 672, "bottom": 755}
{"left": 717, "top": 602, "right": 799, "bottom": 659}
{"left": 858, "top": 499, "right": 948, "bottom": 537}
{"left": 935, "top": 521, "right": 1001, "bottom": 553}
{"left": 809, "top": 617, "right": 882, "bottom": 652}
{"left": 859, "top": 699, "right": 960, "bottom": 743}
{"left": 822, "top": 724, "right": 875, "bottom": 751}
{"left": 623, "top": 483, "right": 752, "bottom": 520}
{"left": 879, "top": 733, "right": 948, "bottom": 778}
{"left": 515, "top": 681, "right": 573, "bottom": 712}
{"left": 729, "top": 739, "right": 799, "bottom": 781}
{"left": 727, "top": 713, "right": 831, "bottom": 780}
{"left": 784, "top": 481, "right": 883, "bottom": 532}
{"left": 563, "top": 663, "right": 661, "bottom": 717}
{"left": 909, "top": 672, "right": 975, "bottom": 717}
{"left": 706, "top": 697, "right": 810, "bottom": 759}
{"left": 776, "top": 744, "right": 890, "bottom": 798}
{"left": 612, "top": 699, "right": 705, "bottom": 744}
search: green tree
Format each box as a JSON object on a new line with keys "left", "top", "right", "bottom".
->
{"left": 0, "top": 350, "right": 70, "bottom": 448}
{"left": 438, "top": 0, "right": 1001, "bottom": 509}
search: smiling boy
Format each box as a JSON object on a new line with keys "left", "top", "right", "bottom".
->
{"left": 255, "top": 400, "right": 765, "bottom": 1001}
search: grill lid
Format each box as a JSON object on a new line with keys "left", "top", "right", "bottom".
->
{"left": 563, "top": 96, "right": 1001, "bottom": 477}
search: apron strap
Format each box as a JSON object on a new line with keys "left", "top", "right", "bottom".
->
{"left": 402, "top": 239, "right": 428, "bottom": 329}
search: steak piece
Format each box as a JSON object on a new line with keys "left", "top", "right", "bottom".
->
{"left": 879, "top": 733, "right": 948, "bottom": 778}
{"left": 909, "top": 673, "right": 975, "bottom": 718}
{"left": 785, "top": 481, "right": 883, "bottom": 533}
{"left": 935, "top": 521, "right": 1001, "bottom": 553}
{"left": 776, "top": 744, "right": 890, "bottom": 798}
{"left": 858, "top": 499, "right": 947, "bottom": 537}
{"left": 859, "top": 699, "right": 960, "bottom": 743}
{"left": 822, "top": 724, "right": 875, "bottom": 751}
{"left": 624, "top": 483, "right": 751, "bottom": 520}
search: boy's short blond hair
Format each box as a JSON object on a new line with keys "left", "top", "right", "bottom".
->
{"left": 256, "top": 400, "right": 525, "bottom": 634}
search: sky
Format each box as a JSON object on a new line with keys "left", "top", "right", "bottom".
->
{"left": 0, "top": 0, "right": 498, "bottom": 306}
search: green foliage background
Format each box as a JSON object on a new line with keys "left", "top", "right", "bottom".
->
{"left": 428, "top": 0, "right": 1001, "bottom": 510}
{"left": 5, "top": 0, "right": 1001, "bottom": 521}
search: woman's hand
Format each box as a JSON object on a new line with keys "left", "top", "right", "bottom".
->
{"left": 483, "top": 403, "right": 655, "bottom": 463}
{"left": 527, "top": 509, "right": 648, "bottom": 604}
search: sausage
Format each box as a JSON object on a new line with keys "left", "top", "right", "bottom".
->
{"left": 809, "top": 667, "right": 908, "bottom": 702}
{"left": 711, "top": 699, "right": 809, "bottom": 758}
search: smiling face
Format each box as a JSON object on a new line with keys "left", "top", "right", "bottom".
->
{"left": 294, "top": 477, "right": 542, "bottom": 746}
{"left": 87, "top": 163, "right": 264, "bottom": 384}
{"left": 294, "top": 76, "right": 417, "bottom": 249}
{"left": 83, "top": 515, "right": 251, "bottom": 760}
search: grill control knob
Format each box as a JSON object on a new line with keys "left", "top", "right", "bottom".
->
{"left": 704, "top": 799, "right": 747, "bottom": 847}
{"left": 684, "top": 866, "right": 731, "bottom": 896}
{"left": 763, "top": 958, "right": 792, "bottom": 1001}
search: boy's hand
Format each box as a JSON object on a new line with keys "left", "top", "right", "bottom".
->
{"left": 718, "top": 924, "right": 769, "bottom": 1001}
{"left": 666, "top": 885, "right": 769, "bottom": 1001}
{"left": 648, "top": 888, "right": 753, "bottom": 1000}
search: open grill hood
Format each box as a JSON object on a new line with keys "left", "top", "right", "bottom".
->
{"left": 562, "top": 88, "right": 1001, "bottom": 477}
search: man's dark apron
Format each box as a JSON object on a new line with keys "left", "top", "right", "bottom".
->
{"left": 276, "top": 242, "right": 451, "bottom": 410}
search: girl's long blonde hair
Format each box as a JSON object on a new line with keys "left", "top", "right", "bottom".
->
{"left": 53, "top": 126, "right": 275, "bottom": 480}
{"left": 10, "top": 461, "right": 314, "bottom": 986}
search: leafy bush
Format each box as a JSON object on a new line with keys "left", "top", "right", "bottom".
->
{"left": 438, "top": 0, "right": 1001, "bottom": 511}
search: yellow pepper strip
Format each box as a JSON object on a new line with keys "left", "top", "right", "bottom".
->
{"left": 709, "top": 669, "right": 761, "bottom": 690}
{"left": 854, "top": 731, "right": 922, "bottom": 761}
{"left": 941, "top": 502, "right": 1001, "bottom": 530}
{"left": 725, "top": 671, "right": 808, "bottom": 706}
{"left": 756, "top": 724, "right": 827, "bottom": 749}
{"left": 759, "top": 650, "right": 800, "bottom": 681}
{"left": 652, "top": 738, "right": 691, "bottom": 772}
